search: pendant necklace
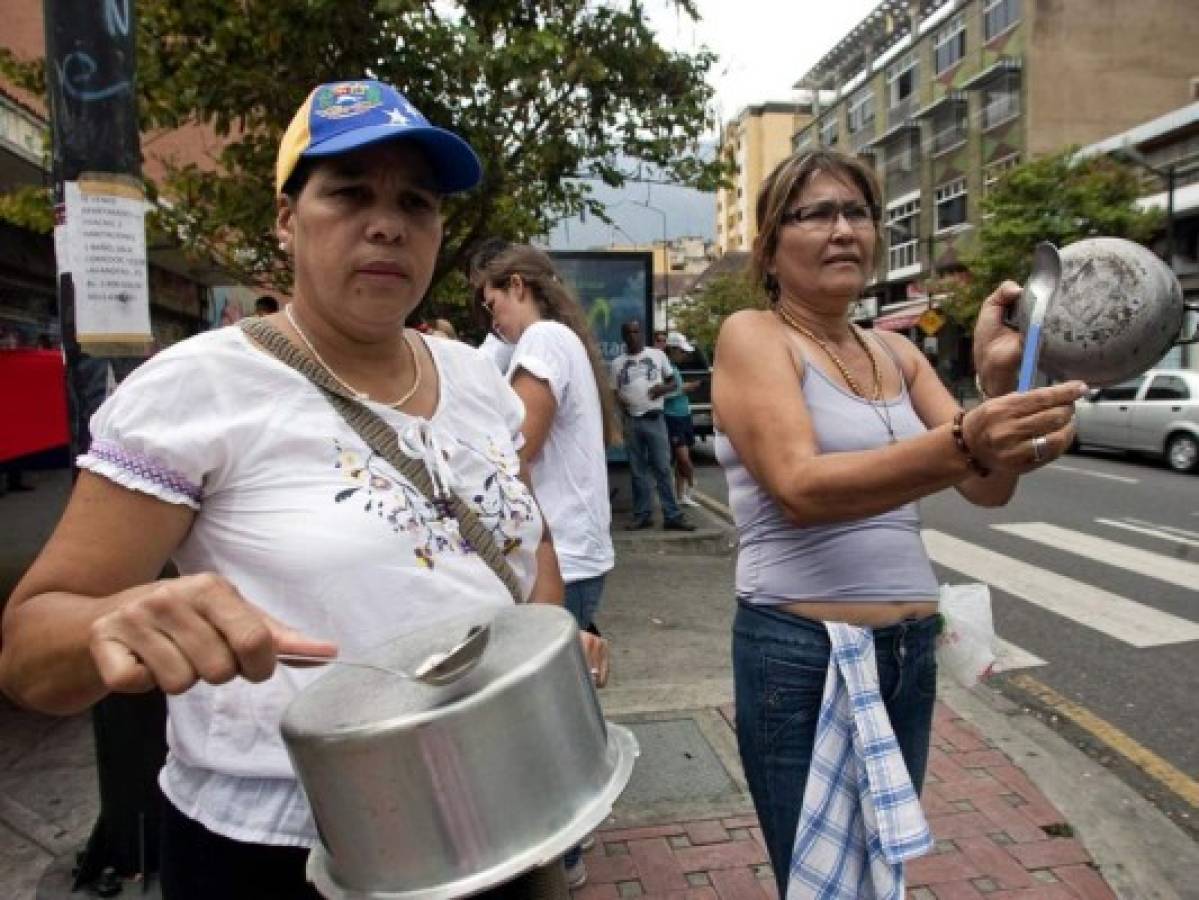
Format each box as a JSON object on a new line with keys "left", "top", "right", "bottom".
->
{"left": 284, "top": 304, "right": 423, "bottom": 409}
{"left": 774, "top": 305, "right": 897, "bottom": 444}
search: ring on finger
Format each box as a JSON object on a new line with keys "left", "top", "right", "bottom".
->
{"left": 1031, "top": 435, "right": 1048, "bottom": 463}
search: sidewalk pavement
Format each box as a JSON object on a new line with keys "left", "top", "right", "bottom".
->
{"left": 0, "top": 469, "right": 1196, "bottom": 898}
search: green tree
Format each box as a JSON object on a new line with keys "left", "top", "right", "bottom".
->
{"left": 672, "top": 269, "right": 765, "bottom": 353}
{"left": 937, "top": 150, "right": 1162, "bottom": 328}
{"left": 0, "top": 0, "right": 725, "bottom": 307}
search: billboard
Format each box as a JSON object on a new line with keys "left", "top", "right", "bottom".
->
{"left": 548, "top": 251, "right": 653, "bottom": 365}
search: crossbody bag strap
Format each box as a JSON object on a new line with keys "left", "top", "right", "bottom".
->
{"left": 239, "top": 317, "right": 525, "bottom": 604}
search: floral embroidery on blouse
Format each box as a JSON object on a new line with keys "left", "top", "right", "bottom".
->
{"left": 461, "top": 436, "right": 536, "bottom": 555}
{"left": 331, "top": 435, "right": 535, "bottom": 568}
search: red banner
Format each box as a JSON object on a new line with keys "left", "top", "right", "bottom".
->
{"left": 0, "top": 350, "right": 70, "bottom": 462}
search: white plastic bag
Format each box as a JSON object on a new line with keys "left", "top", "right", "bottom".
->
{"left": 936, "top": 583, "right": 997, "bottom": 688}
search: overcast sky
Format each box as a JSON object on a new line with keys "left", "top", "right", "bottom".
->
{"left": 549, "top": 0, "right": 880, "bottom": 248}
{"left": 646, "top": 0, "right": 880, "bottom": 127}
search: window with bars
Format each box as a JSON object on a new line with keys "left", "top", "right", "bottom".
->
{"left": 934, "top": 13, "right": 967, "bottom": 74}
{"left": 821, "top": 114, "right": 840, "bottom": 147}
{"left": 981, "top": 72, "right": 1021, "bottom": 129}
{"left": 886, "top": 198, "right": 921, "bottom": 272}
{"left": 984, "top": 0, "right": 1021, "bottom": 41}
{"left": 929, "top": 103, "right": 968, "bottom": 155}
{"left": 848, "top": 90, "right": 875, "bottom": 134}
{"left": 935, "top": 178, "right": 968, "bottom": 231}
{"left": 883, "top": 134, "right": 919, "bottom": 178}
{"left": 887, "top": 52, "right": 918, "bottom": 109}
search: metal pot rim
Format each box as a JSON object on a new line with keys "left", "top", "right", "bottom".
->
{"left": 304, "top": 723, "right": 640, "bottom": 900}
{"left": 282, "top": 629, "right": 570, "bottom": 744}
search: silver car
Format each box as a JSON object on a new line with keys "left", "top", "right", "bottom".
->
{"left": 1073, "top": 369, "right": 1199, "bottom": 473}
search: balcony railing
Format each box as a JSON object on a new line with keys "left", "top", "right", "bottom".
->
{"left": 930, "top": 122, "right": 968, "bottom": 156}
{"left": 981, "top": 92, "right": 1020, "bottom": 130}
{"left": 888, "top": 98, "right": 914, "bottom": 128}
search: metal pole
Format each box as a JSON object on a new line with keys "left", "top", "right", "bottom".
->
{"left": 42, "top": 0, "right": 167, "bottom": 890}
{"left": 1165, "top": 164, "right": 1176, "bottom": 269}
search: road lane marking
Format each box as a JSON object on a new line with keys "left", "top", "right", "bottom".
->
{"left": 922, "top": 530, "right": 1199, "bottom": 647}
{"left": 1096, "top": 517, "right": 1199, "bottom": 549}
{"left": 1125, "top": 517, "right": 1199, "bottom": 543}
{"left": 1008, "top": 673, "right": 1199, "bottom": 808}
{"left": 993, "top": 639, "right": 1047, "bottom": 672}
{"left": 1049, "top": 463, "right": 1139, "bottom": 484}
{"left": 993, "top": 522, "right": 1199, "bottom": 591}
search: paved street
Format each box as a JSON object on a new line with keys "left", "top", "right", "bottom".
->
{"left": 692, "top": 441, "right": 1199, "bottom": 839}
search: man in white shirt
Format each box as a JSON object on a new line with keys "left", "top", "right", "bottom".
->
{"left": 610, "top": 321, "right": 695, "bottom": 531}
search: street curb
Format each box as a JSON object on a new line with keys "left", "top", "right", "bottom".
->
{"left": 689, "top": 487, "right": 734, "bottom": 527}
{"left": 941, "top": 679, "right": 1199, "bottom": 899}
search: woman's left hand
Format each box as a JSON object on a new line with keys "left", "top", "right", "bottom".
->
{"left": 579, "top": 631, "right": 610, "bottom": 688}
{"left": 973, "top": 281, "right": 1023, "bottom": 396}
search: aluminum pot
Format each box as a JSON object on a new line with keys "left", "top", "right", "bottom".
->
{"left": 1010, "top": 237, "right": 1183, "bottom": 387}
{"left": 280, "top": 604, "right": 637, "bottom": 900}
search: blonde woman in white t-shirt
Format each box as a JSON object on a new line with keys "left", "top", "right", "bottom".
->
{"left": 472, "top": 243, "right": 621, "bottom": 630}
{"left": 0, "top": 80, "right": 608, "bottom": 899}
{"left": 472, "top": 242, "right": 621, "bottom": 889}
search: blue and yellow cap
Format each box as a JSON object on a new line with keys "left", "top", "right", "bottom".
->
{"left": 275, "top": 79, "right": 482, "bottom": 196}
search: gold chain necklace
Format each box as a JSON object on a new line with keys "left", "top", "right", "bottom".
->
{"left": 775, "top": 305, "right": 897, "bottom": 443}
{"left": 284, "top": 303, "right": 422, "bottom": 409}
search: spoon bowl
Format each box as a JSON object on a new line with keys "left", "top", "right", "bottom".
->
{"left": 280, "top": 623, "right": 491, "bottom": 686}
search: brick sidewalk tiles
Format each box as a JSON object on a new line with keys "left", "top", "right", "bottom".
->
{"left": 574, "top": 702, "right": 1116, "bottom": 899}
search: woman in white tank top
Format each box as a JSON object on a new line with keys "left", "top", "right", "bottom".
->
{"left": 713, "top": 148, "right": 1087, "bottom": 895}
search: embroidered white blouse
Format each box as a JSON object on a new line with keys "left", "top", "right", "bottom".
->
{"left": 78, "top": 325, "right": 543, "bottom": 847}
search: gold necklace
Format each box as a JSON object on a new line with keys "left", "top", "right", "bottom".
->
{"left": 775, "top": 305, "right": 897, "bottom": 443}
{"left": 775, "top": 305, "right": 881, "bottom": 400}
{"left": 284, "top": 303, "right": 422, "bottom": 409}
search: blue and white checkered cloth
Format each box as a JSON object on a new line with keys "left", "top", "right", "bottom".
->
{"left": 786, "top": 622, "right": 933, "bottom": 900}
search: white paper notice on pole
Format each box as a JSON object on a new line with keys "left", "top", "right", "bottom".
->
{"left": 64, "top": 176, "right": 153, "bottom": 349}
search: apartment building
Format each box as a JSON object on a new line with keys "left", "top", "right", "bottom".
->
{"left": 791, "top": 0, "right": 1199, "bottom": 325}
{"left": 715, "top": 101, "right": 815, "bottom": 255}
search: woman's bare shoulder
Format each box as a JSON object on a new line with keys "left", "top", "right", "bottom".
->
{"left": 718, "top": 308, "right": 779, "bottom": 348}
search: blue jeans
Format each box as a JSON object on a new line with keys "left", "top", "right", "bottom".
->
{"left": 564, "top": 575, "right": 606, "bottom": 631}
{"left": 731, "top": 602, "right": 938, "bottom": 895}
{"left": 625, "top": 412, "right": 680, "bottom": 523}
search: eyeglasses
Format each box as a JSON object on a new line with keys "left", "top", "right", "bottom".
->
{"left": 780, "top": 201, "right": 878, "bottom": 230}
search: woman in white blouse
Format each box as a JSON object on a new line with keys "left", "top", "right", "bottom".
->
{"left": 0, "top": 79, "right": 605, "bottom": 898}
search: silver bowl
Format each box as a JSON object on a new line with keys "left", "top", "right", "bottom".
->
{"left": 1011, "top": 237, "right": 1183, "bottom": 387}
{"left": 280, "top": 604, "right": 637, "bottom": 900}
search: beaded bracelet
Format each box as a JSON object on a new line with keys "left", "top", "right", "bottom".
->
{"left": 952, "top": 410, "right": 990, "bottom": 477}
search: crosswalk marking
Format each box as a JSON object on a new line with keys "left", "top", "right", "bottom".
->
{"left": 923, "top": 530, "right": 1199, "bottom": 648}
{"left": 1049, "top": 463, "right": 1139, "bottom": 484}
{"left": 992, "top": 522, "right": 1199, "bottom": 591}
{"left": 1125, "top": 517, "right": 1199, "bottom": 543}
{"left": 1095, "top": 517, "right": 1199, "bottom": 550}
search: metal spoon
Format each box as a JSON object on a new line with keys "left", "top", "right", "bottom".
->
{"left": 279, "top": 624, "right": 491, "bottom": 686}
{"left": 1015, "top": 242, "right": 1063, "bottom": 392}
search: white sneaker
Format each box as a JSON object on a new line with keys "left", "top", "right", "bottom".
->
{"left": 565, "top": 857, "right": 587, "bottom": 889}
{"left": 679, "top": 492, "right": 700, "bottom": 507}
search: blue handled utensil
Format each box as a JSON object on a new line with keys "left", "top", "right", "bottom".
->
{"left": 1016, "top": 242, "right": 1062, "bottom": 392}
